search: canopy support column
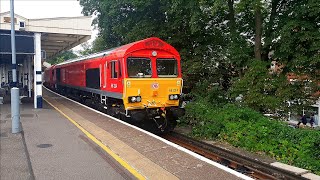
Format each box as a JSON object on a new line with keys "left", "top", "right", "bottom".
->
{"left": 33, "top": 33, "right": 42, "bottom": 108}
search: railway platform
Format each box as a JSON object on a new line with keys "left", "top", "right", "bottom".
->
{"left": 0, "top": 95, "right": 130, "bottom": 180}
{"left": 0, "top": 87, "right": 252, "bottom": 180}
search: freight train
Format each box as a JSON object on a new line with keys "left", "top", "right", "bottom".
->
{"left": 44, "top": 37, "right": 185, "bottom": 133}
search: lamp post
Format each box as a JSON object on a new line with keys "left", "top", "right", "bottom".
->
{"left": 10, "top": 0, "right": 20, "bottom": 133}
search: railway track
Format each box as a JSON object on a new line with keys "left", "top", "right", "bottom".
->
{"left": 162, "top": 132, "right": 308, "bottom": 180}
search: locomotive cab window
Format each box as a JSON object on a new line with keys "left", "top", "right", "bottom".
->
{"left": 111, "top": 61, "right": 118, "bottom": 78}
{"left": 127, "top": 58, "right": 151, "bottom": 78}
{"left": 118, "top": 60, "right": 122, "bottom": 77}
{"left": 156, "top": 59, "right": 178, "bottom": 77}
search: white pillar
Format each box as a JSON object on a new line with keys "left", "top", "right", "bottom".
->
{"left": 22, "top": 59, "right": 25, "bottom": 87}
{"left": 23, "top": 58, "right": 28, "bottom": 90}
{"left": 19, "top": 63, "right": 22, "bottom": 85}
{"left": 28, "top": 56, "right": 32, "bottom": 98}
{"left": 2, "top": 65, "right": 4, "bottom": 85}
{"left": 0, "top": 65, "right": 2, "bottom": 88}
{"left": 1, "top": 65, "right": 3, "bottom": 87}
{"left": 34, "top": 33, "right": 42, "bottom": 108}
{"left": 4, "top": 64, "right": 7, "bottom": 84}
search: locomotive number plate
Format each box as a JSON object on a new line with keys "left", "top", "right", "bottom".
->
{"left": 169, "top": 88, "right": 179, "bottom": 93}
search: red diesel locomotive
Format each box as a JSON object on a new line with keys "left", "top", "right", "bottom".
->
{"left": 44, "top": 37, "right": 185, "bottom": 132}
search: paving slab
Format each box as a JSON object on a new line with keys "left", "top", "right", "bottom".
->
{"left": 21, "top": 102, "right": 128, "bottom": 180}
{"left": 1, "top": 97, "right": 131, "bottom": 180}
{"left": 0, "top": 103, "right": 32, "bottom": 180}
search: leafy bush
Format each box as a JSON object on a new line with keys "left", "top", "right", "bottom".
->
{"left": 182, "top": 101, "right": 320, "bottom": 175}
{"left": 229, "top": 61, "right": 318, "bottom": 115}
{"left": 181, "top": 99, "right": 225, "bottom": 138}
{"left": 191, "top": 80, "right": 228, "bottom": 106}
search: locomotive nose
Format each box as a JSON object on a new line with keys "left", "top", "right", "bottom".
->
{"left": 124, "top": 78, "right": 182, "bottom": 109}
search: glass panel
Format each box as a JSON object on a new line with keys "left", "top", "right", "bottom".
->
{"left": 111, "top": 61, "right": 117, "bottom": 78}
{"left": 127, "top": 58, "right": 152, "bottom": 78}
{"left": 156, "top": 59, "right": 177, "bottom": 77}
{"left": 118, "top": 60, "right": 122, "bottom": 77}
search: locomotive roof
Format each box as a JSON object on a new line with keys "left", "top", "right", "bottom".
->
{"left": 55, "top": 37, "right": 179, "bottom": 66}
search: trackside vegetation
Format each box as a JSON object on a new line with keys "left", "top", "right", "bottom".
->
{"left": 76, "top": 0, "right": 320, "bottom": 175}
{"left": 181, "top": 100, "right": 320, "bottom": 175}
{"left": 79, "top": 0, "right": 320, "bottom": 116}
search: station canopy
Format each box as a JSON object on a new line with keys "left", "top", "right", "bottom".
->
{"left": 0, "top": 11, "right": 91, "bottom": 64}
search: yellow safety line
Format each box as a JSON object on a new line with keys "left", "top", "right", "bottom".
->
{"left": 43, "top": 98, "right": 146, "bottom": 180}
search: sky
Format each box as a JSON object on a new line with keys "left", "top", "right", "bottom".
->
{"left": 0, "top": 0, "right": 97, "bottom": 51}
{"left": 0, "top": 0, "right": 83, "bottom": 19}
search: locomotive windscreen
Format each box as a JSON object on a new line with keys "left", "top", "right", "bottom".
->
{"left": 86, "top": 68, "right": 100, "bottom": 89}
{"left": 156, "top": 59, "right": 178, "bottom": 77}
{"left": 127, "top": 58, "right": 151, "bottom": 78}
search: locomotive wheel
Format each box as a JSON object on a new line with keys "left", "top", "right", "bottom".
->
{"left": 164, "top": 111, "right": 177, "bottom": 132}
{"left": 107, "top": 106, "right": 121, "bottom": 119}
{"left": 79, "top": 96, "right": 86, "bottom": 104}
{"left": 166, "top": 115, "right": 177, "bottom": 132}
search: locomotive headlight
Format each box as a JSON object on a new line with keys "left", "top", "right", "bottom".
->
{"left": 128, "top": 96, "right": 142, "bottom": 103}
{"left": 169, "top": 94, "right": 179, "bottom": 100}
{"left": 152, "top": 51, "right": 157, "bottom": 56}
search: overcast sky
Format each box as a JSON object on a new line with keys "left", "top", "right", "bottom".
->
{"left": 0, "top": 0, "right": 83, "bottom": 18}
{"left": 0, "top": 0, "right": 97, "bottom": 51}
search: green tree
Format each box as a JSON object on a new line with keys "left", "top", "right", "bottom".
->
{"left": 79, "top": 0, "right": 224, "bottom": 90}
{"left": 47, "top": 50, "right": 77, "bottom": 65}
{"left": 91, "top": 36, "right": 107, "bottom": 52}
{"left": 77, "top": 42, "right": 94, "bottom": 56}
{"left": 79, "top": 0, "right": 320, "bottom": 113}
{"left": 274, "top": 0, "right": 320, "bottom": 79}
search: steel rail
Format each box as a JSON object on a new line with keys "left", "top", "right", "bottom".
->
{"left": 162, "top": 132, "right": 308, "bottom": 180}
